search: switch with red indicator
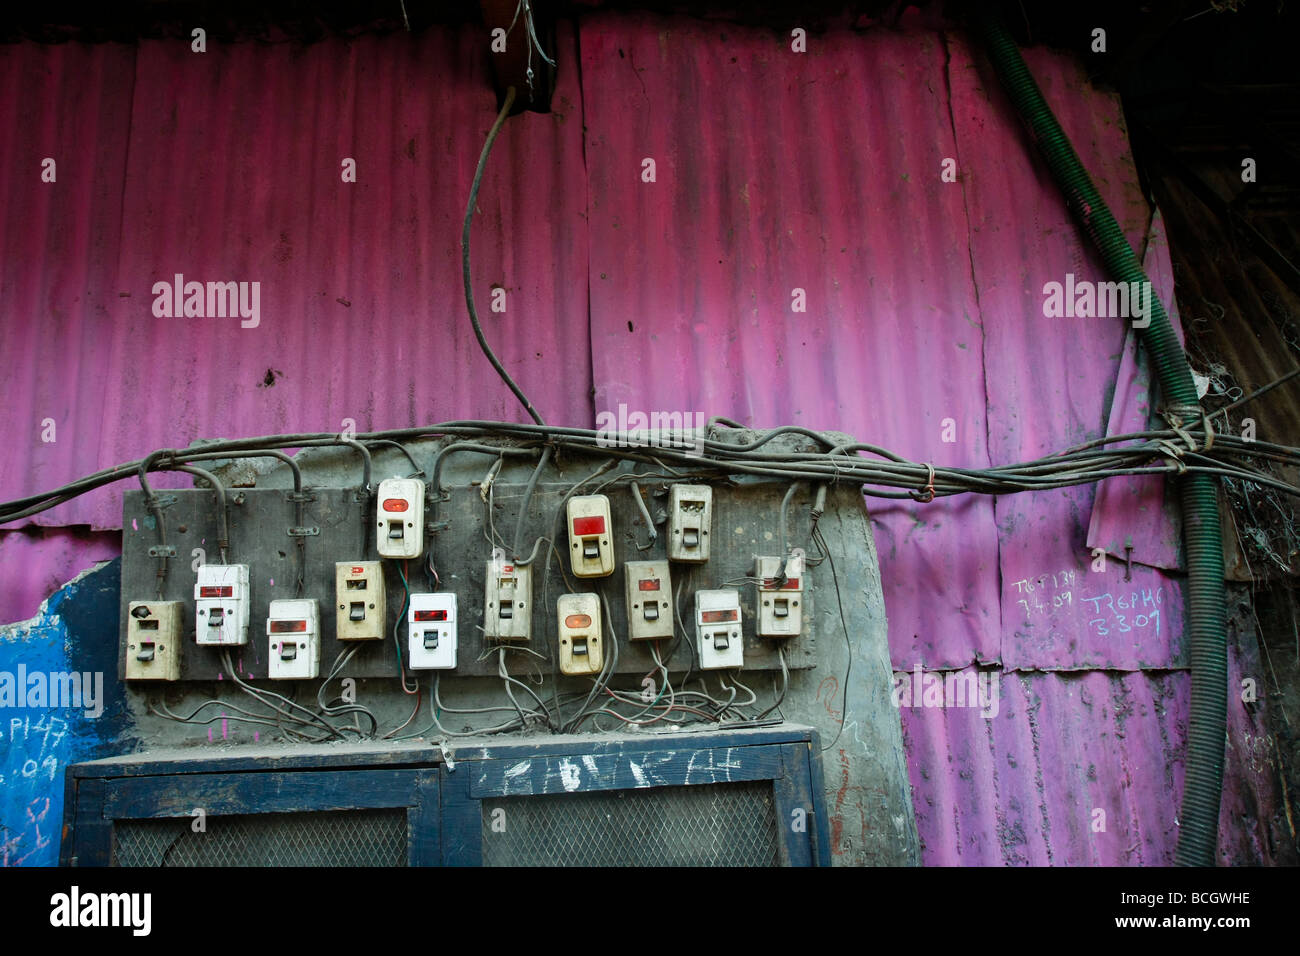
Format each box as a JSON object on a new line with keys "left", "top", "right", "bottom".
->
{"left": 484, "top": 558, "right": 531, "bottom": 642}
{"left": 409, "top": 592, "right": 457, "bottom": 669}
{"left": 335, "top": 561, "right": 385, "bottom": 641}
{"left": 194, "top": 564, "right": 250, "bottom": 646}
{"left": 557, "top": 593, "right": 603, "bottom": 675}
{"left": 567, "top": 495, "right": 614, "bottom": 578}
{"left": 695, "top": 589, "right": 743, "bottom": 669}
{"left": 669, "top": 485, "right": 712, "bottom": 563}
{"left": 756, "top": 551, "right": 804, "bottom": 638}
{"left": 376, "top": 477, "right": 425, "bottom": 559}
{"left": 267, "top": 599, "right": 320, "bottom": 679}
{"left": 625, "top": 560, "right": 673, "bottom": 641}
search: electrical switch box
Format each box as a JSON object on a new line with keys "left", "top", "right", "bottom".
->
{"left": 695, "top": 589, "right": 743, "bottom": 670}
{"left": 756, "top": 551, "right": 804, "bottom": 638}
{"left": 194, "top": 563, "right": 251, "bottom": 646}
{"left": 484, "top": 558, "right": 531, "bottom": 642}
{"left": 409, "top": 593, "right": 457, "bottom": 669}
{"left": 625, "top": 560, "right": 673, "bottom": 642}
{"left": 335, "top": 561, "right": 385, "bottom": 641}
{"left": 124, "top": 601, "right": 183, "bottom": 681}
{"left": 376, "top": 477, "right": 425, "bottom": 560}
{"left": 567, "top": 495, "right": 614, "bottom": 578}
{"left": 668, "top": 485, "right": 713, "bottom": 563}
{"left": 557, "top": 593, "right": 603, "bottom": 676}
{"left": 267, "top": 599, "right": 321, "bottom": 680}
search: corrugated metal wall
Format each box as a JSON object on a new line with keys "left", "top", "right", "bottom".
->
{"left": 0, "top": 12, "right": 1290, "bottom": 863}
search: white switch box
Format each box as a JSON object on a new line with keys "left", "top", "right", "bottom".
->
{"left": 557, "top": 593, "right": 603, "bottom": 676}
{"left": 376, "top": 477, "right": 425, "bottom": 559}
{"left": 267, "top": 599, "right": 320, "bottom": 680}
{"left": 695, "top": 589, "right": 743, "bottom": 670}
{"left": 669, "top": 485, "right": 712, "bottom": 563}
{"left": 625, "top": 560, "right": 673, "bottom": 642}
{"left": 125, "top": 601, "right": 183, "bottom": 681}
{"left": 335, "top": 561, "right": 385, "bottom": 641}
{"left": 756, "top": 551, "right": 804, "bottom": 638}
{"left": 409, "top": 592, "right": 457, "bottom": 669}
{"left": 194, "top": 563, "right": 250, "bottom": 646}
{"left": 567, "top": 495, "right": 614, "bottom": 578}
{"left": 484, "top": 558, "right": 531, "bottom": 642}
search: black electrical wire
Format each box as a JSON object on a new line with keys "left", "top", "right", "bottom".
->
{"left": 137, "top": 450, "right": 174, "bottom": 598}
{"left": 512, "top": 445, "right": 553, "bottom": 561}
{"left": 461, "top": 85, "right": 545, "bottom": 426}
{"left": 168, "top": 464, "right": 230, "bottom": 563}
{"left": 775, "top": 480, "right": 807, "bottom": 586}
{"left": 366, "top": 439, "right": 424, "bottom": 477}
{"left": 7, "top": 420, "right": 1300, "bottom": 530}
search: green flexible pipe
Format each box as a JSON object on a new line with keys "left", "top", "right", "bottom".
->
{"left": 977, "top": 7, "right": 1228, "bottom": 866}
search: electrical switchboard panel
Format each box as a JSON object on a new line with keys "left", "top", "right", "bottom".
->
{"left": 756, "top": 551, "right": 804, "bottom": 638}
{"left": 567, "top": 495, "right": 615, "bottom": 578}
{"left": 484, "top": 557, "right": 531, "bottom": 642}
{"left": 696, "top": 588, "right": 744, "bottom": 669}
{"left": 195, "top": 564, "right": 251, "bottom": 646}
{"left": 268, "top": 598, "right": 321, "bottom": 680}
{"left": 624, "top": 560, "right": 673, "bottom": 641}
{"left": 557, "top": 593, "right": 603, "bottom": 675}
{"left": 121, "top": 464, "right": 829, "bottom": 682}
{"left": 335, "top": 561, "right": 385, "bottom": 641}
{"left": 377, "top": 477, "right": 425, "bottom": 560}
{"left": 409, "top": 592, "right": 457, "bottom": 669}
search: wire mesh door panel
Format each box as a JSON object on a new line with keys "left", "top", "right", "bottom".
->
{"left": 480, "top": 781, "right": 780, "bottom": 866}
{"left": 113, "top": 808, "right": 409, "bottom": 867}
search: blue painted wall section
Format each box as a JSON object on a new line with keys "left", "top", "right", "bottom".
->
{"left": 0, "top": 559, "right": 129, "bottom": 866}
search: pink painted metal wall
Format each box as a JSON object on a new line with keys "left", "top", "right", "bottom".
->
{"left": 0, "top": 28, "right": 591, "bottom": 534}
{"left": 0, "top": 13, "right": 1289, "bottom": 863}
{"left": 577, "top": 11, "right": 1284, "bottom": 863}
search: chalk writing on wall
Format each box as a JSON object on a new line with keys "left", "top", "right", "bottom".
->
{"left": 0, "top": 713, "right": 71, "bottom": 866}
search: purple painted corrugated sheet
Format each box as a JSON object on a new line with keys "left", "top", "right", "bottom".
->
{"left": 0, "top": 13, "right": 1288, "bottom": 864}
{"left": 0, "top": 529, "right": 120, "bottom": 624}
{"left": 576, "top": 12, "right": 1285, "bottom": 863}
{"left": 901, "top": 638, "right": 1284, "bottom": 865}
{"left": 0, "top": 29, "right": 591, "bottom": 533}
{"left": 583, "top": 18, "right": 1000, "bottom": 671}
{"left": 944, "top": 38, "right": 1188, "bottom": 671}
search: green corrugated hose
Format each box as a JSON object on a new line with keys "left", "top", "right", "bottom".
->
{"left": 977, "top": 7, "right": 1228, "bottom": 866}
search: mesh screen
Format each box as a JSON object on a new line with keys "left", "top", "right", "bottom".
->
{"left": 113, "top": 808, "right": 408, "bottom": 867}
{"left": 481, "top": 781, "right": 780, "bottom": 866}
